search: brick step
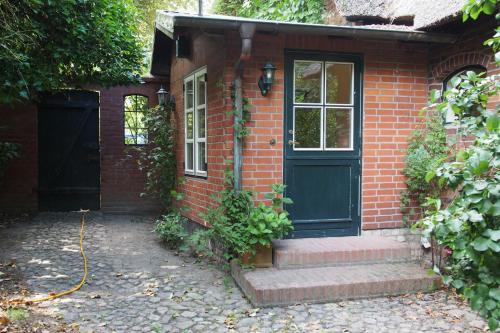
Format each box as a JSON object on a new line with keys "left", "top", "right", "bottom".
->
{"left": 232, "top": 262, "right": 440, "bottom": 307}
{"left": 273, "top": 236, "right": 412, "bottom": 269}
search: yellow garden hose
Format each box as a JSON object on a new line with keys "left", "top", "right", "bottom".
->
{"left": 6, "top": 210, "right": 89, "bottom": 306}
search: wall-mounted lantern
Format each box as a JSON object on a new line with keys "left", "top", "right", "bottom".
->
{"left": 157, "top": 85, "right": 168, "bottom": 106}
{"left": 258, "top": 62, "right": 277, "bottom": 96}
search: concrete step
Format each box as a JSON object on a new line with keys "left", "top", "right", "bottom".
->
{"left": 232, "top": 262, "right": 440, "bottom": 307}
{"left": 273, "top": 236, "right": 412, "bottom": 269}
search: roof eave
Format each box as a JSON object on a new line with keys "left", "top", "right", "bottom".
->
{"left": 156, "top": 11, "right": 458, "bottom": 44}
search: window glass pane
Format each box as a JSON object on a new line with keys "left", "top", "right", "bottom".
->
{"left": 197, "top": 108, "right": 205, "bottom": 138}
{"left": 124, "top": 128, "right": 135, "bottom": 145}
{"left": 196, "top": 74, "right": 206, "bottom": 106}
{"left": 124, "top": 111, "right": 137, "bottom": 134}
{"left": 326, "top": 63, "right": 353, "bottom": 104}
{"left": 186, "top": 143, "right": 194, "bottom": 170}
{"left": 124, "top": 95, "right": 148, "bottom": 145}
{"left": 185, "top": 80, "right": 194, "bottom": 109}
{"left": 294, "top": 61, "right": 322, "bottom": 104}
{"left": 198, "top": 142, "right": 206, "bottom": 172}
{"left": 294, "top": 107, "right": 321, "bottom": 148}
{"left": 325, "top": 108, "right": 351, "bottom": 149}
{"left": 136, "top": 131, "right": 148, "bottom": 145}
{"left": 186, "top": 112, "right": 193, "bottom": 139}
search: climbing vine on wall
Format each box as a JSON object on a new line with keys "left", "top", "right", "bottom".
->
{"left": 137, "top": 101, "right": 177, "bottom": 209}
{"left": 400, "top": 112, "right": 449, "bottom": 224}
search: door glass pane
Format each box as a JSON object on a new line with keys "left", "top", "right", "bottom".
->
{"left": 198, "top": 142, "right": 206, "bottom": 172}
{"left": 186, "top": 143, "right": 193, "bottom": 170}
{"left": 294, "top": 107, "right": 321, "bottom": 148}
{"left": 186, "top": 112, "right": 193, "bottom": 139}
{"left": 197, "top": 108, "right": 205, "bottom": 138}
{"left": 196, "top": 74, "right": 206, "bottom": 106}
{"left": 185, "top": 80, "right": 194, "bottom": 109}
{"left": 326, "top": 63, "right": 353, "bottom": 104}
{"left": 294, "top": 61, "right": 322, "bottom": 104}
{"left": 325, "top": 108, "right": 351, "bottom": 149}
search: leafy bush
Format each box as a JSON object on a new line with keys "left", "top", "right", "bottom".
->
{"left": 0, "top": 142, "right": 21, "bottom": 180}
{"left": 415, "top": 3, "right": 500, "bottom": 329}
{"left": 154, "top": 212, "right": 188, "bottom": 249}
{"left": 401, "top": 114, "right": 449, "bottom": 223}
{"left": 247, "top": 184, "right": 294, "bottom": 247}
{"left": 0, "top": 0, "right": 145, "bottom": 104}
{"left": 213, "top": 0, "right": 325, "bottom": 24}
{"left": 417, "top": 71, "right": 499, "bottom": 331}
{"left": 203, "top": 169, "right": 293, "bottom": 260}
{"left": 137, "top": 102, "right": 177, "bottom": 209}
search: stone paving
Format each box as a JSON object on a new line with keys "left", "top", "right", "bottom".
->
{"left": 0, "top": 212, "right": 490, "bottom": 333}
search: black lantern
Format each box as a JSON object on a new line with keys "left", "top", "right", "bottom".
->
{"left": 157, "top": 85, "right": 168, "bottom": 106}
{"left": 258, "top": 62, "right": 277, "bottom": 96}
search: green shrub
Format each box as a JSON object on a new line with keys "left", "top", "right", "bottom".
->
{"left": 401, "top": 114, "right": 448, "bottom": 224}
{"left": 417, "top": 72, "right": 499, "bottom": 330}
{"left": 213, "top": 0, "right": 325, "bottom": 24}
{"left": 154, "top": 212, "right": 188, "bottom": 249}
{"left": 137, "top": 103, "right": 177, "bottom": 209}
{"left": 0, "top": 142, "right": 21, "bottom": 179}
{"left": 202, "top": 170, "right": 293, "bottom": 260}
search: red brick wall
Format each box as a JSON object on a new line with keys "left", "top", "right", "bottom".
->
{"left": 170, "top": 32, "right": 229, "bottom": 225}
{"left": 0, "top": 81, "right": 163, "bottom": 213}
{"left": 232, "top": 33, "right": 428, "bottom": 230}
{"left": 171, "top": 22, "right": 497, "bottom": 232}
{"left": 172, "top": 31, "right": 429, "bottom": 230}
{"left": 97, "top": 81, "right": 164, "bottom": 213}
{"left": 0, "top": 103, "right": 38, "bottom": 212}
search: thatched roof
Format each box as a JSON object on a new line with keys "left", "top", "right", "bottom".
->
{"left": 332, "top": 0, "right": 467, "bottom": 30}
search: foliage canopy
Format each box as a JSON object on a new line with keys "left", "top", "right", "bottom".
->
{"left": 213, "top": 0, "right": 325, "bottom": 23}
{"left": 0, "top": 0, "right": 145, "bottom": 104}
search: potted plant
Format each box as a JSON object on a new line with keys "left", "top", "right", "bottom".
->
{"left": 241, "top": 184, "right": 293, "bottom": 267}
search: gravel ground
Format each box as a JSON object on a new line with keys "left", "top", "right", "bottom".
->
{"left": 0, "top": 212, "right": 490, "bottom": 333}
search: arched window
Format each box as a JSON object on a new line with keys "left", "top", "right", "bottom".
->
{"left": 443, "top": 65, "right": 486, "bottom": 123}
{"left": 124, "top": 94, "right": 149, "bottom": 145}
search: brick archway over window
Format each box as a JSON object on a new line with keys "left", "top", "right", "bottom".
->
{"left": 430, "top": 52, "right": 492, "bottom": 88}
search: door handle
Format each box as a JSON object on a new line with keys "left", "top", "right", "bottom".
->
{"left": 288, "top": 140, "right": 299, "bottom": 146}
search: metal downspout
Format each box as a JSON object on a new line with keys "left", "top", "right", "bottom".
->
{"left": 233, "top": 23, "right": 256, "bottom": 191}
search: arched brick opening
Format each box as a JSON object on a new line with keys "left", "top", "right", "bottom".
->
{"left": 430, "top": 52, "right": 491, "bottom": 85}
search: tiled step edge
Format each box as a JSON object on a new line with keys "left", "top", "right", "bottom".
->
{"left": 231, "top": 261, "right": 441, "bottom": 307}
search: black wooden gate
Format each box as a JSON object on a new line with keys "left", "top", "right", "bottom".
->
{"left": 38, "top": 90, "right": 100, "bottom": 211}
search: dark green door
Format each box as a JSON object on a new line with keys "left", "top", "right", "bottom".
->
{"left": 284, "top": 50, "right": 362, "bottom": 238}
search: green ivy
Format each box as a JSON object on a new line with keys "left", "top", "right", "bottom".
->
{"left": 401, "top": 113, "right": 449, "bottom": 224}
{"left": 0, "top": 142, "right": 21, "bottom": 180}
{"left": 213, "top": 0, "right": 325, "bottom": 24}
{"left": 137, "top": 102, "right": 177, "bottom": 209}
{"left": 229, "top": 85, "right": 252, "bottom": 139}
{"left": 418, "top": 72, "right": 499, "bottom": 329}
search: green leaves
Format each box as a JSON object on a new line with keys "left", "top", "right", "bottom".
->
{"left": 0, "top": 0, "right": 145, "bottom": 104}
{"left": 214, "top": 0, "right": 325, "bottom": 24}
{"left": 415, "top": 1, "right": 500, "bottom": 328}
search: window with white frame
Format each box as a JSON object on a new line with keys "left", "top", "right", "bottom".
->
{"left": 184, "top": 67, "right": 207, "bottom": 176}
{"left": 292, "top": 60, "right": 354, "bottom": 151}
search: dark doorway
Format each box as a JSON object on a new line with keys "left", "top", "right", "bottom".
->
{"left": 284, "top": 50, "right": 363, "bottom": 238}
{"left": 38, "top": 90, "right": 100, "bottom": 211}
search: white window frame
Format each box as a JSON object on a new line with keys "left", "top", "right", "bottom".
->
{"left": 292, "top": 60, "right": 354, "bottom": 151}
{"left": 184, "top": 67, "right": 207, "bottom": 177}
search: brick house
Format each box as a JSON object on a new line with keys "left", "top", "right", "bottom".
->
{"left": 149, "top": 2, "right": 498, "bottom": 304}
{"left": 151, "top": 3, "right": 498, "bottom": 236}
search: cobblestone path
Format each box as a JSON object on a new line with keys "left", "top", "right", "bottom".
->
{"left": 0, "top": 213, "right": 489, "bottom": 332}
